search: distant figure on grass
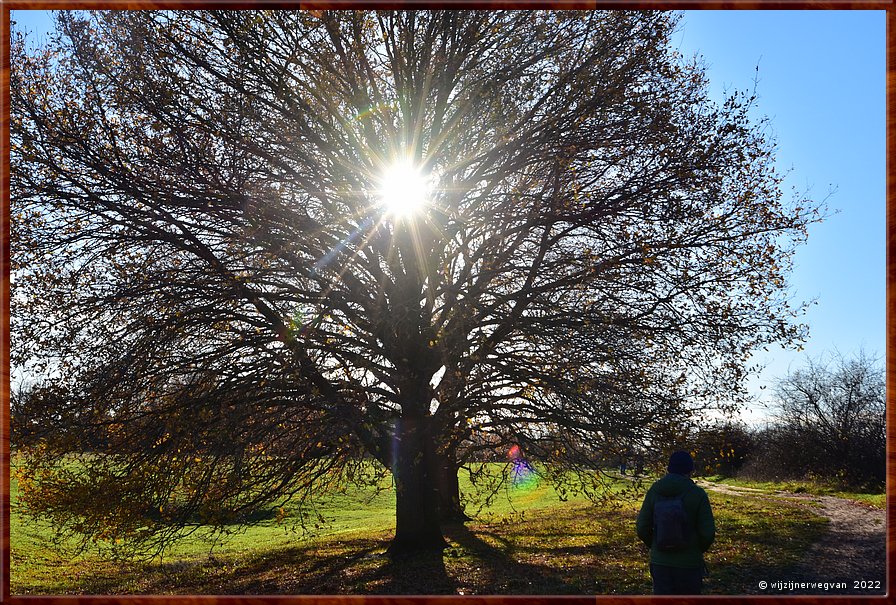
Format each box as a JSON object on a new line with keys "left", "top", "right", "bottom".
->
{"left": 636, "top": 451, "right": 716, "bottom": 595}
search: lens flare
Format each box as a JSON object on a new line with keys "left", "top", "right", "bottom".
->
{"left": 511, "top": 459, "right": 538, "bottom": 491}
{"left": 507, "top": 445, "right": 537, "bottom": 491}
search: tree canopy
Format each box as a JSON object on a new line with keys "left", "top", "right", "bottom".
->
{"left": 11, "top": 9, "right": 819, "bottom": 556}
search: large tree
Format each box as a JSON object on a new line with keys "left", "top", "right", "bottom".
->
{"left": 11, "top": 10, "right": 817, "bottom": 556}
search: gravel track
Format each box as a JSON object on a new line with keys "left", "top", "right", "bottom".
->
{"left": 698, "top": 481, "right": 887, "bottom": 595}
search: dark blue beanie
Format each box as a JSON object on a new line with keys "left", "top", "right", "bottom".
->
{"left": 668, "top": 450, "right": 695, "bottom": 474}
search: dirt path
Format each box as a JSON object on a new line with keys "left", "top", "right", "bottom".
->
{"left": 698, "top": 481, "right": 887, "bottom": 595}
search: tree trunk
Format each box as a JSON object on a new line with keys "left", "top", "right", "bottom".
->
{"left": 433, "top": 447, "right": 471, "bottom": 523}
{"left": 386, "top": 415, "right": 448, "bottom": 557}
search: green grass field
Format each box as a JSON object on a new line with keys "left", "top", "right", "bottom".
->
{"left": 11, "top": 463, "right": 832, "bottom": 595}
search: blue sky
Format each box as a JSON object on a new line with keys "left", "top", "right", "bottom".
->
{"left": 675, "top": 11, "right": 885, "bottom": 422}
{"left": 10, "top": 10, "right": 887, "bottom": 423}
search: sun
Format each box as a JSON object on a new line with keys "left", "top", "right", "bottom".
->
{"left": 377, "top": 161, "right": 430, "bottom": 218}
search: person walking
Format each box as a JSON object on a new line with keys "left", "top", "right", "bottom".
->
{"left": 636, "top": 450, "right": 715, "bottom": 595}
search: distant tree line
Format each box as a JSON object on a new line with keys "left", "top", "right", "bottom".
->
{"left": 680, "top": 351, "right": 885, "bottom": 491}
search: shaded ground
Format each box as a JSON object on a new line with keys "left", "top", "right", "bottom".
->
{"left": 698, "top": 480, "right": 886, "bottom": 595}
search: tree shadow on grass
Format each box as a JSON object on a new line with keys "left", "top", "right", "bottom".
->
{"left": 364, "top": 550, "right": 458, "bottom": 594}
{"left": 45, "top": 507, "right": 646, "bottom": 595}
{"left": 113, "top": 525, "right": 584, "bottom": 595}
{"left": 82, "top": 535, "right": 390, "bottom": 594}
{"left": 74, "top": 532, "right": 459, "bottom": 595}
{"left": 442, "top": 522, "right": 583, "bottom": 594}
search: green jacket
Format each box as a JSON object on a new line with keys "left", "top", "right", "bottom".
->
{"left": 636, "top": 473, "right": 715, "bottom": 568}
